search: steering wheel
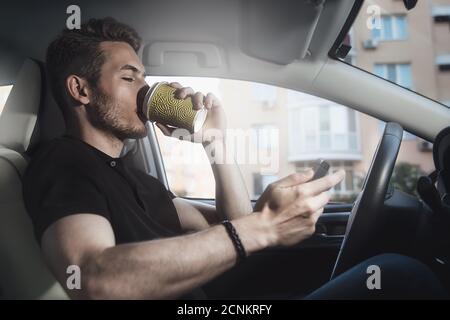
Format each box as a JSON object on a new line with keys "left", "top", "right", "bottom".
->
{"left": 331, "top": 122, "right": 403, "bottom": 279}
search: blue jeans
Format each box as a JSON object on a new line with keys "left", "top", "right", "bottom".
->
{"left": 304, "top": 253, "right": 449, "bottom": 300}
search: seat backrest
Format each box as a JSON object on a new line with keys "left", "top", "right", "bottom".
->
{"left": 0, "top": 58, "right": 68, "bottom": 299}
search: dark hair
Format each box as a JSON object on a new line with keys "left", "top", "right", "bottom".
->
{"left": 46, "top": 17, "right": 141, "bottom": 119}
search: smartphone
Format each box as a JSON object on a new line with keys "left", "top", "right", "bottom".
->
{"left": 311, "top": 159, "right": 330, "bottom": 181}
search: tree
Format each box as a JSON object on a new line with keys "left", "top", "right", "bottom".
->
{"left": 390, "top": 162, "right": 426, "bottom": 197}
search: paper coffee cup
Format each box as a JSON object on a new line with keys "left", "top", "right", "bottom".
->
{"left": 138, "top": 82, "right": 207, "bottom": 134}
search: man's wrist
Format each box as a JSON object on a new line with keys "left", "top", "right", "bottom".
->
{"left": 230, "top": 213, "right": 277, "bottom": 255}
{"left": 222, "top": 220, "right": 247, "bottom": 264}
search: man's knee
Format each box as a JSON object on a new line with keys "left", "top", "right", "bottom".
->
{"left": 361, "top": 253, "right": 447, "bottom": 298}
{"left": 364, "top": 253, "right": 431, "bottom": 278}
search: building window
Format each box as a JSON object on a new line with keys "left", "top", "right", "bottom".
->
{"left": 251, "top": 83, "right": 277, "bottom": 108}
{"left": 372, "top": 15, "right": 408, "bottom": 41}
{"left": 253, "top": 173, "right": 278, "bottom": 197}
{"left": 288, "top": 104, "right": 359, "bottom": 157}
{"left": 374, "top": 63, "right": 412, "bottom": 89}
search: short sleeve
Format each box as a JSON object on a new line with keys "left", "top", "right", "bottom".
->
{"left": 167, "top": 189, "right": 177, "bottom": 200}
{"left": 23, "top": 165, "right": 110, "bottom": 244}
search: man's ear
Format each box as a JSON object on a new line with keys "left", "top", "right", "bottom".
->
{"left": 66, "top": 75, "right": 91, "bottom": 105}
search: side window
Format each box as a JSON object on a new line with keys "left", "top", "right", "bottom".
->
{"left": 146, "top": 77, "right": 434, "bottom": 203}
{"left": 0, "top": 85, "right": 13, "bottom": 116}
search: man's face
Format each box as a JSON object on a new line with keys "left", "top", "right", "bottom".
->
{"left": 86, "top": 41, "right": 148, "bottom": 141}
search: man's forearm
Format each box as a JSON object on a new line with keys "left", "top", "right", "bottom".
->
{"left": 204, "top": 139, "right": 253, "bottom": 220}
{"left": 80, "top": 214, "right": 271, "bottom": 299}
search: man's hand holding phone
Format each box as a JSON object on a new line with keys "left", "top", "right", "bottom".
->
{"left": 251, "top": 161, "right": 344, "bottom": 247}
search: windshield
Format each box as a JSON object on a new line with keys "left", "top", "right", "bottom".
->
{"left": 337, "top": 0, "right": 450, "bottom": 107}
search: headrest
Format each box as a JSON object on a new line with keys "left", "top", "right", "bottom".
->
{"left": 0, "top": 59, "right": 42, "bottom": 153}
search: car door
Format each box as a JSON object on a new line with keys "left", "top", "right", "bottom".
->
{"left": 122, "top": 76, "right": 434, "bottom": 298}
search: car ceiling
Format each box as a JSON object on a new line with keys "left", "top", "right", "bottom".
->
{"left": 0, "top": 0, "right": 348, "bottom": 73}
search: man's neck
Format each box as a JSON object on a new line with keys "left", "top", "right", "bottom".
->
{"left": 66, "top": 124, "right": 124, "bottom": 158}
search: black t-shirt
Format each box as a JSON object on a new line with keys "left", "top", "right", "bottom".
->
{"left": 23, "top": 134, "right": 183, "bottom": 245}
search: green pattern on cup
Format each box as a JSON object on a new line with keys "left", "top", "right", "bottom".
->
{"left": 147, "top": 83, "right": 198, "bottom": 133}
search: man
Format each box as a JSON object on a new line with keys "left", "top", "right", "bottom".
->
{"left": 22, "top": 17, "right": 344, "bottom": 299}
{"left": 24, "top": 17, "right": 446, "bottom": 300}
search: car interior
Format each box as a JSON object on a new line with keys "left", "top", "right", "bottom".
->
{"left": 0, "top": 0, "right": 450, "bottom": 299}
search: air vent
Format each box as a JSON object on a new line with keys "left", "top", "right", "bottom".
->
{"left": 362, "top": 39, "right": 378, "bottom": 50}
{"left": 240, "top": 0, "right": 325, "bottom": 65}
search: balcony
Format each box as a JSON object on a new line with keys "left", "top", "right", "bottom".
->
{"left": 288, "top": 132, "right": 362, "bottom": 162}
{"left": 288, "top": 104, "right": 361, "bottom": 162}
{"left": 432, "top": 6, "right": 450, "bottom": 22}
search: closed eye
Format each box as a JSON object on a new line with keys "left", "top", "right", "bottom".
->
{"left": 122, "top": 77, "right": 135, "bottom": 82}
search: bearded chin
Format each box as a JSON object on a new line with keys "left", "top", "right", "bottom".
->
{"left": 86, "top": 90, "right": 148, "bottom": 141}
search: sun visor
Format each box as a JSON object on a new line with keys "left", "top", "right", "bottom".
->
{"left": 240, "top": 0, "right": 325, "bottom": 65}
